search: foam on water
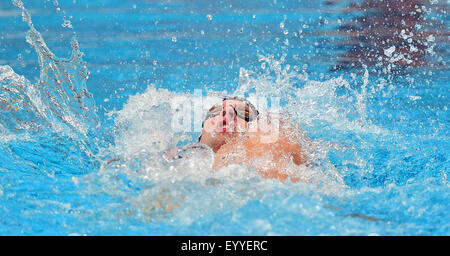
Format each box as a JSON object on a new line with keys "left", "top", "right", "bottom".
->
{"left": 82, "top": 51, "right": 398, "bottom": 224}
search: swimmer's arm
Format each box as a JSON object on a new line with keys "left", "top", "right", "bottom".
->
{"left": 162, "top": 142, "right": 212, "bottom": 161}
{"left": 106, "top": 143, "right": 210, "bottom": 165}
{"left": 162, "top": 147, "right": 180, "bottom": 160}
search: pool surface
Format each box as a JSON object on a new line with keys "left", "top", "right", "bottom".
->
{"left": 0, "top": 0, "right": 448, "bottom": 235}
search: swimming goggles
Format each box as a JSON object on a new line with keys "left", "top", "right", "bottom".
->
{"left": 199, "top": 96, "right": 259, "bottom": 142}
{"left": 203, "top": 96, "right": 259, "bottom": 122}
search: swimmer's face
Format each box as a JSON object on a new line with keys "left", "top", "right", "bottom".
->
{"left": 200, "top": 99, "right": 255, "bottom": 152}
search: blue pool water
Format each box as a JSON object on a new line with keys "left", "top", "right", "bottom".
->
{"left": 0, "top": 0, "right": 448, "bottom": 235}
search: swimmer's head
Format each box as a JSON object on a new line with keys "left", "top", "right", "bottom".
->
{"left": 199, "top": 96, "right": 259, "bottom": 152}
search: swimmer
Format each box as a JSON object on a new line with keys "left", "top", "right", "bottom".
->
{"left": 196, "top": 96, "right": 309, "bottom": 183}
{"left": 113, "top": 96, "right": 311, "bottom": 220}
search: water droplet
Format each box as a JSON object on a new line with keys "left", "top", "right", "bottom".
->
{"left": 171, "top": 36, "right": 177, "bottom": 42}
{"left": 384, "top": 46, "right": 396, "bottom": 57}
{"left": 62, "top": 17, "right": 73, "bottom": 28}
{"left": 206, "top": 14, "right": 212, "bottom": 21}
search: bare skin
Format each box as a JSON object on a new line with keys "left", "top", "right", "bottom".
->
{"left": 200, "top": 99, "right": 308, "bottom": 183}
